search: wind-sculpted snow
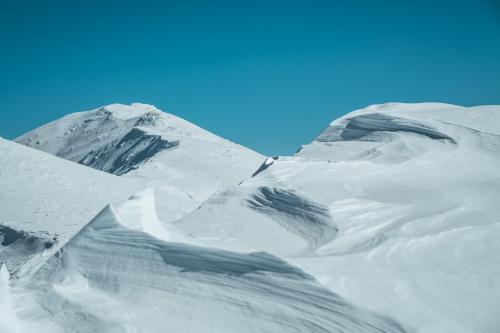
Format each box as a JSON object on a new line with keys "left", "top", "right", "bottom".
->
{"left": 0, "top": 264, "right": 19, "bottom": 332}
{"left": 80, "top": 128, "right": 179, "bottom": 175}
{"left": 247, "top": 187, "right": 337, "bottom": 250}
{"left": 158, "top": 246, "right": 308, "bottom": 277}
{"left": 174, "top": 104, "right": 500, "bottom": 332}
{"left": 316, "top": 113, "right": 456, "bottom": 143}
{"left": 1, "top": 264, "right": 61, "bottom": 333}
{"left": 7, "top": 102, "right": 500, "bottom": 332}
{"left": 13, "top": 196, "right": 407, "bottom": 333}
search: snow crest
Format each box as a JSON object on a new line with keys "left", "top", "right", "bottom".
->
{"left": 16, "top": 193, "right": 407, "bottom": 333}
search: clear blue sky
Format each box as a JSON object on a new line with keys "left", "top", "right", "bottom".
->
{"left": 1, "top": 0, "right": 500, "bottom": 155}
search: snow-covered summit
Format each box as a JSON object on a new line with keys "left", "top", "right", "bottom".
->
{"left": 297, "top": 102, "right": 500, "bottom": 163}
{"left": 101, "top": 103, "right": 160, "bottom": 120}
{"left": 16, "top": 102, "right": 240, "bottom": 159}
{"left": 16, "top": 103, "right": 265, "bottom": 222}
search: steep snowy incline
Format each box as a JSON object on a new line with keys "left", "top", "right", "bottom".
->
{"left": 7, "top": 191, "right": 407, "bottom": 333}
{"left": 16, "top": 103, "right": 264, "bottom": 222}
{"left": 0, "top": 138, "right": 141, "bottom": 278}
{"left": 298, "top": 102, "right": 500, "bottom": 162}
{"left": 174, "top": 103, "right": 500, "bottom": 332}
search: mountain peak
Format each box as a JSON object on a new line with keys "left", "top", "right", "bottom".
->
{"left": 15, "top": 104, "right": 264, "bottom": 222}
{"left": 99, "top": 103, "right": 161, "bottom": 120}
{"left": 332, "top": 102, "right": 463, "bottom": 124}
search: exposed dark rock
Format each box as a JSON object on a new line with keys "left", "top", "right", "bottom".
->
{"left": 0, "top": 225, "right": 57, "bottom": 273}
{"left": 251, "top": 156, "right": 279, "bottom": 177}
{"left": 134, "top": 111, "right": 161, "bottom": 126}
{"left": 0, "top": 225, "right": 56, "bottom": 250}
{"left": 80, "top": 128, "right": 179, "bottom": 175}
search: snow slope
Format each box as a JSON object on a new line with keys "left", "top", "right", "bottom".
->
{"left": 16, "top": 103, "right": 264, "bottom": 222}
{"left": 0, "top": 138, "right": 141, "bottom": 278}
{"left": 4, "top": 102, "right": 500, "bottom": 332}
{"left": 7, "top": 190, "right": 407, "bottom": 333}
{"left": 174, "top": 103, "right": 500, "bottom": 332}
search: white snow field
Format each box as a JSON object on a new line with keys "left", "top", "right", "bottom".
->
{"left": 0, "top": 138, "right": 142, "bottom": 279}
{"left": 174, "top": 103, "right": 500, "bottom": 332}
{"left": 16, "top": 103, "right": 264, "bottom": 222}
{"left": 2, "top": 102, "right": 499, "bottom": 332}
{"left": 4, "top": 190, "right": 406, "bottom": 333}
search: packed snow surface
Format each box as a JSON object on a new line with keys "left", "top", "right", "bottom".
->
{"left": 3, "top": 102, "right": 500, "bottom": 332}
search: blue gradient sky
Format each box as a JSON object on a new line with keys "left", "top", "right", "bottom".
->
{"left": 1, "top": 0, "right": 500, "bottom": 155}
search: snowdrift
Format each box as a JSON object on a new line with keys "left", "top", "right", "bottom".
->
{"left": 5, "top": 102, "right": 500, "bottom": 332}
{"left": 10, "top": 190, "right": 406, "bottom": 333}
{"left": 175, "top": 103, "right": 500, "bottom": 332}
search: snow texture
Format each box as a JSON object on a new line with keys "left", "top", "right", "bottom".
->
{"left": 15, "top": 193, "right": 406, "bottom": 333}
{"left": 316, "top": 113, "right": 456, "bottom": 143}
{"left": 247, "top": 187, "right": 338, "bottom": 251}
{"left": 175, "top": 103, "right": 500, "bottom": 332}
{"left": 3, "top": 102, "right": 500, "bottom": 332}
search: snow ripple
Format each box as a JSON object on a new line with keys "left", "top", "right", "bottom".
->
{"left": 21, "top": 203, "right": 406, "bottom": 333}
{"left": 247, "top": 187, "right": 338, "bottom": 251}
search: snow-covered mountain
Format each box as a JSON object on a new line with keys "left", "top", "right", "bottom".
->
{"left": 16, "top": 103, "right": 264, "bottom": 222}
{"left": 173, "top": 103, "right": 500, "bottom": 332}
{"left": 2, "top": 102, "right": 500, "bottom": 332}
{"left": 0, "top": 138, "right": 141, "bottom": 278}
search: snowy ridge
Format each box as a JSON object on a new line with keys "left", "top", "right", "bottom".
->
{"left": 3, "top": 102, "right": 500, "bottom": 332}
{"left": 315, "top": 113, "right": 456, "bottom": 143}
{"left": 298, "top": 102, "right": 500, "bottom": 163}
{"left": 10, "top": 192, "right": 407, "bottom": 332}
{"left": 16, "top": 103, "right": 265, "bottom": 222}
{"left": 17, "top": 105, "right": 183, "bottom": 176}
{"left": 174, "top": 103, "right": 500, "bottom": 332}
